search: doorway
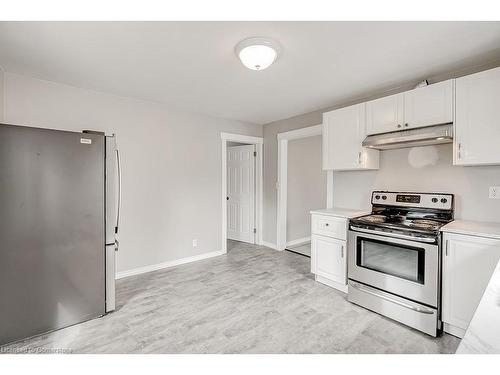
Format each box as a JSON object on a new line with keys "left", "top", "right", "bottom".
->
{"left": 276, "top": 125, "right": 334, "bottom": 254}
{"left": 227, "top": 143, "right": 256, "bottom": 244}
{"left": 221, "top": 133, "right": 263, "bottom": 254}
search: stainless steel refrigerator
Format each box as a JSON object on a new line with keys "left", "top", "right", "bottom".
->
{"left": 0, "top": 123, "right": 120, "bottom": 346}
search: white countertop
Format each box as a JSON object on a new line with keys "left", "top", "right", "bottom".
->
{"left": 440, "top": 220, "right": 500, "bottom": 240}
{"left": 310, "top": 207, "right": 370, "bottom": 219}
{"left": 456, "top": 258, "right": 500, "bottom": 354}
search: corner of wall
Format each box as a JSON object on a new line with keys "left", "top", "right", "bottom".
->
{"left": 0, "top": 65, "right": 5, "bottom": 122}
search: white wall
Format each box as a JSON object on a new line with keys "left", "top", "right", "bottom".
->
{"left": 263, "top": 112, "right": 323, "bottom": 245}
{"left": 263, "top": 102, "right": 500, "bottom": 245}
{"left": 0, "top": 67, "right": 4, "bottom": 121}
{"left": 2, "top": 72, "right": 262, "bottom": 274}
{"left": 332, "top": 144, "right": 500, "bottom": 222}
{"left": 286, "top": 135, "right": 326, "bottom": 242}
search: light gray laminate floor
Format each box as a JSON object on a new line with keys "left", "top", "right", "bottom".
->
{"left": 1, "top": 240, "right": 460, "bottom": 354}
{"left": 287, "top": 241, "right": 311, "bottom": 257}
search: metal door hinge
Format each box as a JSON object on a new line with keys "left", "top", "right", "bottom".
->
{"left": 253, "top": 228, "right": 257, "bottom": 233}
{"left": 253, "top": 151, "right": 257, "bottom": 157}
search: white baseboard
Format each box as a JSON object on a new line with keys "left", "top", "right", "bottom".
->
{"left": 260, "top": 241, "right": 279, "bottom": 250}
{"left": 315, "top": 275, "right": 348, "bottom": 293}
{"left": 443, "top": 322, "right": 466, "bottom": 339}
{"left": 286, "top": 236, "right": 311, "bottom": 247}
{"left": 116, "top": 250, "right": 226, "bottom": 279}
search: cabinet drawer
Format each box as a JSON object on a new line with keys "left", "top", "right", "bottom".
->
{"left": 311, "top": 214, "right": 347, "bottom": 240}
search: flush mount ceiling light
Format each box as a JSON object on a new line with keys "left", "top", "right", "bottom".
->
{"left": 235, "top": 37, "right": 281, "bottom": 71}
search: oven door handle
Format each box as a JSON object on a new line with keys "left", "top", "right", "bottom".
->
{"left": 350, "top": 282, "right": 435, "bottom": 314}
{"left": 349, "top": 226, "right": 437, "bottom": 243}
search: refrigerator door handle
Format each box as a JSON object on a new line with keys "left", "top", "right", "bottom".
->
{"left": 115, "top": 148, "right": 121, "bottom": 234}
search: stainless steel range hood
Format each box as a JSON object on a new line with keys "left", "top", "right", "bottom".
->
{"left": 362, "top": 124, "right": 453, "bottom": 150}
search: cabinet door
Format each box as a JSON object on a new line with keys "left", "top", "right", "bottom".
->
{"left": 323, "top": 103, "right": 379, "bottom": 171}
{"left": 442, "top": 234, "right": 500, "bottom": 331}
{"left": 404, "top": 80, "right": 454, "bottom": 129}
{"left": 366, "top": 93, "right": 404, "bottom": 135}
{"left": 455, "top": 67, "right": 500, "bottom": 166}
{"left": 311, "top": 235, "right": 346, "bottom": 285}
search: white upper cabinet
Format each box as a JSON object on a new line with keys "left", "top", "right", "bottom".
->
{"left": 322, "top": 67, "right": 499, "bottom": 169}
{"left": 366, "top": 93, "right": 404, "bottom": 135}
{"left": 322, "top": 103, "right": 379, "bottom": 171}
{"left": 454, "top": 66, "right": 500, "bottom": 166}
{"left": 404, "top": 79, "right": 454, "bottom": 129}
{"left": 366, "top": 80, "right": 454, "bottom": 135}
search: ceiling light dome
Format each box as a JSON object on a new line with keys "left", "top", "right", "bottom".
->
{"left": 235, "top": 37, "right": 281, "bottom": 71}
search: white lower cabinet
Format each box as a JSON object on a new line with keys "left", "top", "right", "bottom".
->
{"left": 311, "top": 213, "right": 348, "bottom": 292}
{"left": 442, "top": 233, "right": 500, "bottom": 338}
{"left": 311, "top": 235, "right": 346, "bottom": 283}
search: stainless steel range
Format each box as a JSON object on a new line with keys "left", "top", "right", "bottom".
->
{"left": 347, "top": 191, "right": 454, "bottom": 336}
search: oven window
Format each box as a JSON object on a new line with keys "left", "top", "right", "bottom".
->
{"left": 356, "top": 237, "right": 425, "bottom": 284}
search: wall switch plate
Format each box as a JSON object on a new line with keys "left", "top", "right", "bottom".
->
{"left": 489, "top": 186, "right": 500, "bottom": 199}
{"left": 192, "top": 239, "right": 198, "bottom": 247}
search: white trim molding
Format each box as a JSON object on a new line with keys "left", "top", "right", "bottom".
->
{"left": 221, "top": 132, "right": 264, "bottom": 144}
{"left": 443, "top": 322, "right": 466, "bottom": 339}
{"left": 315, "top": 275, "right": 348, "bottom": 293}
{"left": 221, "top": 132, "right": 264, "bottom": 253}
{"left": 116, "top": 250, "right": 225, "bottom": 279}
{"left": 286, "top": 236, "right": 311, "bottom": 248}
{"left": 261, "top": 241, "right": 279, "bottom": 250}
{"left": 276, "top": 125, "right": 323, "bottom": 251}
{"left": 277, "top": 125, "right": 322, "bottom": 141}
{"left": 326, "top": 170, "right": 334, "bottom": 208}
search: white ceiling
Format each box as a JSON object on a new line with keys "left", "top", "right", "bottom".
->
{"left": 1, "top": 22, "right": 500, "bottom": 125}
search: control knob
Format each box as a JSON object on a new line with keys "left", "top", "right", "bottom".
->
{"left": 441, "top": 198, "right": 448, "bottom": 204}
{"left": 431, "top": 198, "right": 438, "bottom": 203}
{"left": 382, "top": 195, "right": 387, "bottom": 200}
{"left": 375, "top": 195, "right": 380, "bottom": 200}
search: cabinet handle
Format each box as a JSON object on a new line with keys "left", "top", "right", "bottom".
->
{"left": 358, "top": 151, "right": 362, "bottom": 164}
{"left": 404, "top": 123, "right": 409, "bottom": 127}
{"left": 397, "top": 124, "right": 402, "bottom": 128}
{"left": 458, "top": 143, "right": 462, "bottom": 160}
{"left": 445, "top": 240, "right": 448, "bottom": 256}
{"left": 341, "top": 246, "right": 344, "bottom": 258}
{"left": 325, "top": 223, "right": 329, "bottom": 227}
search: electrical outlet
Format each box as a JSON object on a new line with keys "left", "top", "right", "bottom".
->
{"left": 489, "top": 186, "right": 500, "bottom": 199}
{"left": 192, "top": 239, "right": 198, "bottom": 247}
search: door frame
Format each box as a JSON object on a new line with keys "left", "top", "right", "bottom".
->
{"left": 276, "top": 125, "right": 333, "bottom": 251}
{"left": 221, "top": 132, "right": 263, "bottom": 253}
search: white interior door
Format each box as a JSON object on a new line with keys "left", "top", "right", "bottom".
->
{"left": 227, "top": 145, "right": 255, "bottom": 244}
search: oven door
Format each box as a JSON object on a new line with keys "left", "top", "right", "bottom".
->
{"left": 348, "top": 229, "right": 439, "bottom": 307}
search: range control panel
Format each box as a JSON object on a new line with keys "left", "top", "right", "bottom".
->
{"left": 371, "top": 191, "right": 453, "bottom": 210}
